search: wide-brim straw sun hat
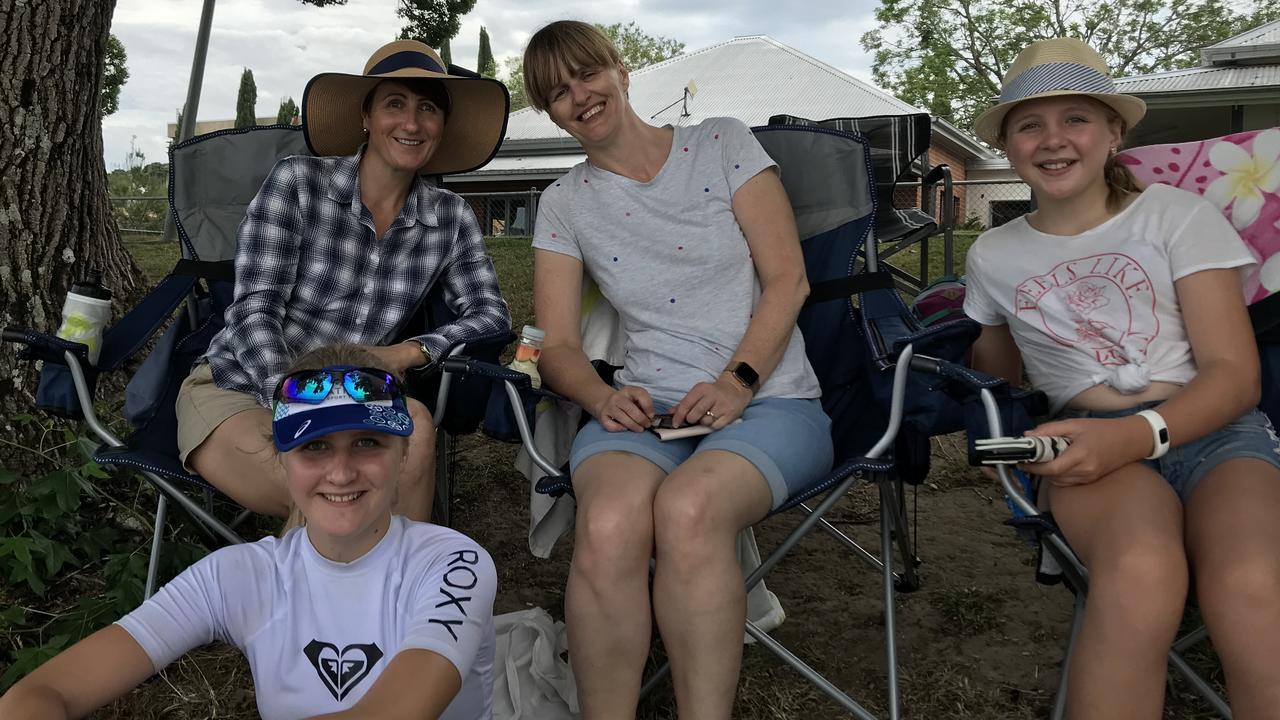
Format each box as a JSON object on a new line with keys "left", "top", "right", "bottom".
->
{"left": 302, "top": 39, "right": 510, "bottom": 175}
{"left": 972, "top": 37, "right": 1146, "bottom": 147}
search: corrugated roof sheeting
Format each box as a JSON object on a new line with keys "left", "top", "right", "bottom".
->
{"left": 464, "top": 153, "right": 586, "bottom": 174}
{"left": 504, "top": 36, "right": 922, "bottom": 141}
{"left": 1115, "top": 64, "right": 1280, "bottom": 93}
{"left": 1206, "top": 19, "right": 1280, "bottom": 50}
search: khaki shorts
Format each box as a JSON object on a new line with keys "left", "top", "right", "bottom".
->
{"left": 176, "top": 363, "right": 269, "bottom": 471}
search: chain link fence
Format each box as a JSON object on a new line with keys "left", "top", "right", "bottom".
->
{"left": 900, "top": 178, "right": 1032, "bottom": 232}
{"left": 111, "top": 195, "right": 168, "bottom": 238}
{"left": 457, "top": 190, "right": 541, "bottom": 238}
{"left": 115, "top": 179, "right": 1032, "bottom": 243}
{"left": 112, "top": 190, "right": 546, "bottom": 241}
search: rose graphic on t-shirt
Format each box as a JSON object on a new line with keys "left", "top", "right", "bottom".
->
{"left": 1015, "top": 253, "right": 1160, "bottom": 367}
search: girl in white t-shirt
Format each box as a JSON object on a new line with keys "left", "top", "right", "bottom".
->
{"left": 965, "top": 38, "right": 1280, "bottom": 719}
{"left": 0, "top": 345, "right": 497, "bottom": 720}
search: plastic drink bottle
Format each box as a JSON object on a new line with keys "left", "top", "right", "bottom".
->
{"left": 507, "top": 325, "right": 545, "bottom": 389}
{"left": 56, "top": 269, "right": 112, "bottom": 365}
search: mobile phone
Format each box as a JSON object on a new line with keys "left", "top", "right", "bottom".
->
{"left": 652, "top": 413, "right": 678, "bottom": 429}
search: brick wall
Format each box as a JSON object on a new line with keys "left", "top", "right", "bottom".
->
{"left": 928, "top": 143, "right": 968, "bottom": 222}
{"left": 888, "top": 137, "right": 971, "bottom": 223}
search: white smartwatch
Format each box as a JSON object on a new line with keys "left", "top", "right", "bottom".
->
{"left": 1136, "top": 409, "right": 1170, "bottom": 460}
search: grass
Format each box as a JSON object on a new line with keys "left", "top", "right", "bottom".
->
{"left": 62, "top": 230, "right": 1230, "bottom": 719}
{"left": 928, "top": 586, "right": 1007, "bottom": 637}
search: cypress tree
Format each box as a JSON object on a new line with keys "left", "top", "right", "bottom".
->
{"left": 477, "top": 27, "right": 496, "bottom": 78}
{"left": 234, "top": 68, "right": 257, "bottom": 128}
{"left": 276, "top": 97, "right": 299, "bottom": 125}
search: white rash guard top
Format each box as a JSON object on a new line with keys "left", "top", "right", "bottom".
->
{"left": 116, "top": 515, "right": 496, "bottom": 719}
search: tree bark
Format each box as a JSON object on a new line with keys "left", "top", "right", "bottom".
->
{"left": 1, "top": 0, "right": 141, "bottom": 431}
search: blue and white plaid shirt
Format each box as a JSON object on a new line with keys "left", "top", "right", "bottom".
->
{"left": 203, "top": 149, "right": 511, "bottom": 406}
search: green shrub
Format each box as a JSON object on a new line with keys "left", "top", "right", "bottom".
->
{"left": 0, "top": 417, "right": 206, "bottom": 689}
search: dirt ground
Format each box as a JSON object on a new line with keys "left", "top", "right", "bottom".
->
{"left": 80, "top": 238, "right": 1230, "bottom": 718}
{"left": 90, "top": 430, "right": 1230, "bottom": 719}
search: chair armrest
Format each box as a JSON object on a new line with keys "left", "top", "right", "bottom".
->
{"left": 439, "top": 355, "right": 535, "bottom": 391}
{"left": 2, "top": 326, "right": 92, "bottom": 367}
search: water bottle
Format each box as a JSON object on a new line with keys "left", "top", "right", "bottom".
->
{"left": 56, "top": 269, "right": 112, "bottom": 365}
{"left": 507, "top": 325, "right": 545, "bottom": 389}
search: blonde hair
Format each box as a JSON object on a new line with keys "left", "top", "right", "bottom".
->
{"left": 282, "top": 343, "right": 398, "bottom": 381}
{"left": 998, "top": 97, "right": 1142, "bottom": 213}
{"left": 522, "top": 20, "right": 622, "bottom": 113}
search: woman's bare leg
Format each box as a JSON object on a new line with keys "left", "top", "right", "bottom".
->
{"left": 566, "top": 452, "right": 667, "bottom": 720}
{"left": 651, "top": 450, "right": 772, "bottom": 720}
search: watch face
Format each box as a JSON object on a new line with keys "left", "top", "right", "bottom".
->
{"left": 733, "top": 362, "right": 759, "bottom": 387}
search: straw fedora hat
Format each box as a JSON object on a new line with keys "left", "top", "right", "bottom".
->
{"left": 972, "top": 38, "right": 1146, "bottom": 147}
{"left": 302, "top": 40, "right": 510, "bottom": 175}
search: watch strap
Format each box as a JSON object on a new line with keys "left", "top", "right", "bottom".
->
{"left": 1136, "top": 409, "right": 1170, "bottom": 460}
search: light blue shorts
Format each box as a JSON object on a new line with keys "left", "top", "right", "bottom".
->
{"left": 1061, "top": 402, "right": 1280, "bottom": 501}
{"left": 569, "top": 397, "right": 834, "bottom": 510}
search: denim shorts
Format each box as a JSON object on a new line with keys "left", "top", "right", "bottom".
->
{"left": 569, "top": 397, "right": 834, "bottom": 510}
{"left": 1061, "top": 401, "right": 1280, "bottom": 501}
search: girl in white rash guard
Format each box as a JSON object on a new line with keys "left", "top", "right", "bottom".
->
{"left": 0, "top": 344, "right": 497, "bottom": 720}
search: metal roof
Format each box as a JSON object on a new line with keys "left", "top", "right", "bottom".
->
{"left": 1115, "top": 63, "right": 1280, "bottom": 94}
{"left": 453, "top": 36, "right": 997, "bottom": 182}
{"left": 1202, "top": 19, "right": 1280, "bottom": 65}
{"left": 458, "top": 153, "right": 585, "bottom": 177}
{"left": 504, "top": 35, "right": 924, "bottom": 141}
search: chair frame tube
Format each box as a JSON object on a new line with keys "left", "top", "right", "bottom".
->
{"left": 64, "top": 351, "right": 245, "bottom": 597}
{"left": 978, "top": 388, "right": 1232, "bottom": 719}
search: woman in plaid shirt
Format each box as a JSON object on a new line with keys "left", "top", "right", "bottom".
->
{"left": 175, "top": 40, "right": 511, "bottom": 523}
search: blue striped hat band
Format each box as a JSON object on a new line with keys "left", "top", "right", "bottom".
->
{"left": 1000, "top": 62, "right": 1115, "bottom": 104}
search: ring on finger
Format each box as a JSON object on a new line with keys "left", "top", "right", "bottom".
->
{"left": 705, "top": 410, "right": 718, "bottom": 420}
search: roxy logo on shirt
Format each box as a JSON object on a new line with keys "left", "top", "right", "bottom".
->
{"left": 1015, "top": 252, "right": 1160, "bottom": 366}
{"left": 303, "top": 639, "right": 384, "bottom": 701}
{"left": 428, "top": 549, "right": 482, "bottom": 641}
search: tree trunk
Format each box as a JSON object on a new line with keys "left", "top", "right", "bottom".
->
{"left": 0, "top": 0, "right": 141, "bottom": 434}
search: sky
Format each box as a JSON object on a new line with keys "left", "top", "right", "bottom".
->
{"left": 104, "top": 0, "right": 883, "bottom": 169}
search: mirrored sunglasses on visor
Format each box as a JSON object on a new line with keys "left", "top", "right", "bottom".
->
{"left": 275, "top": 366, "right": 403, "bottom": 405}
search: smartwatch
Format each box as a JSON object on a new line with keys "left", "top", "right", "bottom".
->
{"left": 726, "top": 361, "right": 760, "bottom": 392}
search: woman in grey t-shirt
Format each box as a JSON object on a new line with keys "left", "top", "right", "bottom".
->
{"left": 523, "top": 20, "right": 833, "bottom": 717}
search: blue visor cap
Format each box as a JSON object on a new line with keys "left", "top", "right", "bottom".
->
{"left": 272, "top": 385, "right": 414, "bottom": 452}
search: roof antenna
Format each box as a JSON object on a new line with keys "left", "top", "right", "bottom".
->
{"left": 650, "top": 79, "right": 698, "bottom": 120}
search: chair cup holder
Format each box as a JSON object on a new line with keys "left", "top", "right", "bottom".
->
{"left": 481, "top": 379, "right": 541, "bottom": 443}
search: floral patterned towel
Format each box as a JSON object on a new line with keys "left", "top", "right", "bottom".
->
{"left": 1118, "top": 128, "right": 1280, "bottom": 304}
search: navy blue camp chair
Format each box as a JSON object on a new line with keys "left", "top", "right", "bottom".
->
{"left": 769, "top": 113, "right": 955, "bottom": 293}
{"left": 3, "top": 124, "right": 511, "bottom": 599}
{"left": 971, "top": 270, "right": 1280, "bottom": 720}
{"left": 442, "top": 122, "right": 1040, "bottom": 718}
{"left": 978, "top": 399, "right": 1237, "bottom": 718}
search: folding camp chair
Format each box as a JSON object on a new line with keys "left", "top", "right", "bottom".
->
{"left": 972, "top": 127, "right": 1280, "bottom": 719}
{"left": 769, "top": 113, "right": 955, "bottom": 293}
{"left": 2, "top": 124, "right": 510, "bottom": 600}
{"left": 978, "top": 408, "right": 1234, "bottom": 719}
{"left": 440, "top": 123, "right": 1040, "bottom": 718}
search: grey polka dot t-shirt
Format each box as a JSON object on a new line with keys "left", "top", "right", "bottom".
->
{"left": 533, "top": 117, "right": 820, "bottom": 408}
